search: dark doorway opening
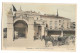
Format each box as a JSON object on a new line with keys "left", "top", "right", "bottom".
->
{"left": 14, "top": 20, "right": 28, "bottom": 39}
{"left": 34, "top": 24, "right": 41, "bottom": 39}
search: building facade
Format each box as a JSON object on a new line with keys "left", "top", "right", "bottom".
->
{"left": 7, "top": 5, "right": 75, "bottom": 43}
{"left": 70, "top": 22, "right": 75, "bottom": 29}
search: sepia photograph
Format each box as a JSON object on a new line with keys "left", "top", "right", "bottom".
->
{"left": 2, "top": 3, "right": 76, "bottom": 52}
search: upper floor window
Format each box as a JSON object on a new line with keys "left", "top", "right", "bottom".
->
{"left": 37, "top": 17, "right": 38, "bottom": 20}
{"left": 59, "top": 20, "right": 61, "bottom": 23}
{"left": 59, "top": 24, "right": 61, "bottom": 26}
{"left": 50, "top": 21, "right": 52, "bottom": 25}
{"left": 43, "top": 22, "right": 44, "bottom": 24}
{"left": 55, "top": 21, "right": 57, "bottom": 29}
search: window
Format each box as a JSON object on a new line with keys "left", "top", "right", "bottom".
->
{"left": 49, "top": 21, "right": 53, "bottom": 29}
{"left": 59, "top": 20, "right": 61, "bottom": 23}
{"left": 43, "top": 22, "right": 44, "bottom": 24}
{"left": 37, "top": 17, "right": 38, "bottom": 20}
{"left": 55, "top": 21, "right": 57, "bottom": 29}
{"left": 59, "top": 24, "right": 61, "bottom": 25}
{"left": 50, "top": 21, "right": 52, "bottom": 26}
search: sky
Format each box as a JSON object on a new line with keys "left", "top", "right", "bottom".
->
{"left": 2, "top": 3, "right": 76, "bottom": 28}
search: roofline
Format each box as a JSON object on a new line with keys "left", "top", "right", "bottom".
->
{"left": 40, "top": 15, "right": 70, "bottom": 20}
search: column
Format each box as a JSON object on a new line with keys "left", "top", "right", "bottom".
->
{"left": 61, "top": 31, "right": 63, "bottom": 37}
{"left": 7, "top": 15, "right": 14, "bottom": 45}
{"left": 27, "top": 17, "right": 34, "bottom": 41}
{"left": 27, "top": 24, "right": 34, "bottom": 41}
{"left": 25, "top": 28, "right": 28, "bottom": 38}
{"left": 7, "top": 27, "right": 14, "bottom": 43}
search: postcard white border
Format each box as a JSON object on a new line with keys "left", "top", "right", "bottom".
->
{"left": 0, "top": 0, "right": 80, "bottom": 53}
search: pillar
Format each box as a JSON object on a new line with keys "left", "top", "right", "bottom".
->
{"left": 27, "top": 17, "right": 34, "bottom": 41}
{"left": 25, "top": 28, "right": 28, "bottom": 38}
{"left": 61, "top": 31, "right": 63, "bottom": 37}
{"left": 27, "top": 24, "right": 34, "bottom": 40}
{"left": 7, "top": 14, "right": 14, "bottom": 45}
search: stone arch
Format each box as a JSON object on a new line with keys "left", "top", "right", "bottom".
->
{"left": 14, "top": 17, "right": 29, "bottom": 25}
{"left": 13, "top": 20, "right": 28, "bottom": 39}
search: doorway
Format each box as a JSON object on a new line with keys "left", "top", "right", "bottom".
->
{"left": 14, "top": 20, "right": 28, "bottom": 39}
